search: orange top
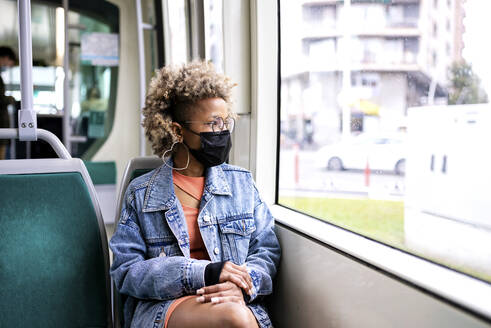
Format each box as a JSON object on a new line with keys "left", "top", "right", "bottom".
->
{"left": 172, "top": 170, "right": 209, "bottom": 260}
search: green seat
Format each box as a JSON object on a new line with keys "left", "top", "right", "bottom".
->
{"left": 114, "top": 156, "right": 164, "bottom": 226}
{"left": 84, "top": 161, "right": 117, "bottom": 224}
{"left": 130, "top": 168, "right": 154, "bottom": 181}
{"left": 84, "top": 161, "right": 117, "bottom": 185}
{"left": 113, "top": 156, "right": 163, "bottom": 328}
{"left": 0, "top": 159, "right": 112, "bottom": 328}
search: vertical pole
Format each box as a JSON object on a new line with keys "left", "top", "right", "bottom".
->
{"left": 342, "top": 0, "right": 351, "bottom": 140}
{"left": 365, "top": 158, "right": 370, "bottom": 187}
{"left": 17, "top": 0, "right": 37, "bottom": 142}
{"left": 136, "top": 0, "right": 146, "bottom": 156}
{"left": 294, "top": 144, "right": 299, "bottom": 186}
{"left": 62, "top": 0, "right": 71, "bottom": 153}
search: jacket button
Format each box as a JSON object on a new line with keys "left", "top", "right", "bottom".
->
{"left": 214, "top": 247, "right": 219, "bottom": 255}
{"left": 203, "top": 215, "right": 211, "bottom": 222}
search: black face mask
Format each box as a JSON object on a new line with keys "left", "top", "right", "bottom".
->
{"left": 185, "top": 130, "right": 232, "bottom": 168}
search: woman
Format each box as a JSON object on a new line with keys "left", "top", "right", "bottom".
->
{"left": 110, "top": 61, "right": 281, "bottom": 328}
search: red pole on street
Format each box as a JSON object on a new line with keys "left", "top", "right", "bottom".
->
{"left": 294, "top": 144, "right": 299, "bottom": 186}
{"left": 364, "top": 158, "right": 370, "bottom": 187}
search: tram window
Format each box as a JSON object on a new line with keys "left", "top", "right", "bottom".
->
{"left": 165, "top": 0, "right": 189, "bottom": 65}
{"left": 66, "top": 9, "right": 120, "bottom": 159}
{"left": 1, "top": 2, "right": 60, "bottom": 114}
{"left": 204, "top": 0, "right": 224, "bottom": 72}
{"left": 278, "top": 0, "right": 491, "bottom": 283}
{"left": 139, "top": 0, "right": 161, "bottom": 73}
{"left": 0, "top": 0, "right": 119, "bottom": 160}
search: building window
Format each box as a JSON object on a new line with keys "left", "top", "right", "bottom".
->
{"left": 403, "top": 37, "right": 419, "bottom": 63}
{"left": 358, "top": 73, "right": 379, "bottom": 88}
{"left": 403, "top": 4, "right": 419, "bottom": 26}
{"left": 302, "top": 4, "right": 336, "bottom": 29}
{"left": 303, "top": 5, "right": 324, "bottom": 22}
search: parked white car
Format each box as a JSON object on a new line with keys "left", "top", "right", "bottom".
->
{"left": 316, "top": 133, "right": 407, "bottom": 175}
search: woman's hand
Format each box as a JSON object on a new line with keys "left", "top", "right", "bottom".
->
{"left": 196, "top": 281, "right": 245, "bottom": 305}
{"left": 219, "top": 262, "right": 254, "bottom": 295}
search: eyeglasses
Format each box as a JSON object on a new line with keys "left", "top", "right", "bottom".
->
{"left": 180, "top": 116, "right": 235, "bottom": 133}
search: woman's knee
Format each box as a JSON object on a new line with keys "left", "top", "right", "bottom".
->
{"left": 219, "top": 302, "right": 257, "bottom": 328}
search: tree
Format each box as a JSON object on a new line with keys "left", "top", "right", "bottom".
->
{"left": 448, "top": 61, "right": 488, "bottom": 105}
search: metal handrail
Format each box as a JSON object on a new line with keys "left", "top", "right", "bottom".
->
{"left": 17, "top": 0, "right": 37, "bottom": 141}
{"left": 62, "top": 0, "right": 71, "bottom": 153}
{"left": 0, "top": 128, "right": 71, "bottom": 159}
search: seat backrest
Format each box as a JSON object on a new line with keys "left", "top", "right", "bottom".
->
{"left": 0, "top": 158, "right": 112, "bottom": 328}
{"left": 84, "top": 161, "right": 117, "bottom": 185}
{"left": 112, "top": 156, "right": 163, "bottom": 327}
{"left": 114, "top": 156, "right": 164, "bottom": 225}
{"left": 85, "top": 161, "right": 118, "bottom": 224}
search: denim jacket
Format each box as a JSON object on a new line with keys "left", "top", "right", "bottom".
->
{"left": 110, "top": 160, "right": 281, "bottom": 328}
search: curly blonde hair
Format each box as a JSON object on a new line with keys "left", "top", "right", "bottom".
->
{"left": 142, "top": 61, "right": 236, "bottom": 157}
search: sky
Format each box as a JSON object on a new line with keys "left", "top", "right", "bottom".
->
{"left": 462, "top": 0, "right": 491, "bottom": 96}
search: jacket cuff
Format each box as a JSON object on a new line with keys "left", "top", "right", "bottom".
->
{"left": 244, "top": 265, "right": 259, "bottom": 303}
{"left": 204, "top": 261, "right": 225, "bottom": 286}
{"left": 185, "top": 259, "right": 211, "bottom": 292}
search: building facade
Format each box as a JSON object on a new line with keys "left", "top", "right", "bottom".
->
{"left": 280, "top": 0, "right": 465, "bottom": 146}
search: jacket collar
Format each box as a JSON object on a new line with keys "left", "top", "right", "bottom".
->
{"left": 142, "top": 158, "right": 232, "bottom": 212}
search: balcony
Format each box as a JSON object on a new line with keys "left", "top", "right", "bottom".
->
{"left": 302, "top": 49, "right": 420, "bottom": 73}
{"left": 386, "top": 19, "right": 418, "bottom": 28}
{"left": 302, "top": 26, "right": 420, "bottom": 40}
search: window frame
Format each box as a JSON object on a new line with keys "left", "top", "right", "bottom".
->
{"left": 251, "top": 0, "right": 491, "bottom": 322}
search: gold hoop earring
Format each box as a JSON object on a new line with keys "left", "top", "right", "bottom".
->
{"left": 162, "top": 141, "right": 190, "bottom": 171}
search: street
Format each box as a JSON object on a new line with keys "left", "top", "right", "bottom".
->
{"left": 278, "top": 149, "right": 406, "bottom": 200}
